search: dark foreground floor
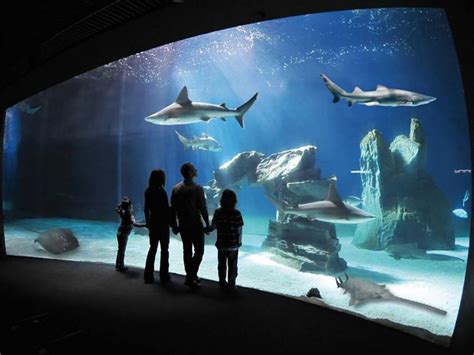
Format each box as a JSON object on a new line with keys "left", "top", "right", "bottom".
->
{"left": 0, "top": 256, "right": 455, "bottom": 354}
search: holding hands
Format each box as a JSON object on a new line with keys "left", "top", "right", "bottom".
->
{"left": 203, "top": 225, "right": 214, "bottom": 235}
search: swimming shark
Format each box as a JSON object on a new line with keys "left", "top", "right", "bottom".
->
{"left": 385, "top": 243, "right": 464, "bottom": 261}
{"left": 145, "top": 86, "right": 258, "bottom": 128}
{"left": 320, "top": 73, "right": 436, "bottom": 107}
{"left": 266, "top": 180, "right": 376, "bottom": 224}
{"left": 175, "top": 131, "right": 222, "bottom": 152}
{"left": 335, "top": 273, "right": 447, "bottom": 315}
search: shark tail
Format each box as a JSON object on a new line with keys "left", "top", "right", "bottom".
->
{"left": 235, "top": 93, "right": 258, "bottom": 129}
{"left": 320, "top": 73, "right": 346, "bottom": 104}
{"left": 392, "top": 296, "right": 447, "bottom": 315}
{"left": 175, "top": 131, "right": 190, "bottom": 150}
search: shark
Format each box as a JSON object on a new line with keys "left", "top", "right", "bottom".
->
{"left": 175, "top": 131, "right": 222, "bottom": 152}
{"left": 145, "top": 86, "right": 258, "bottom": 128}
{"left": 320, "top": 73, "right": 436, "bottom": 107}
{"left": 266, "top": 180, "right": 376, "bottom": 224}
{"left": 385, "top": 243, "right": 464, "bottom": 261}
{"left": 336, "top": 273, "right": 447, "bottom": 315}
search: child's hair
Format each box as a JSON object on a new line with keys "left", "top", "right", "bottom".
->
{"left": 120, "top": 196, "right": 132, "bottom": 209}
{"left": 220, "top": 189, "right": 237, "bottom": 209}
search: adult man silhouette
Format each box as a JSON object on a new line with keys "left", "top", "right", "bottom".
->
{"left": 170, "top": 163, "right": 210, "bottom": 289}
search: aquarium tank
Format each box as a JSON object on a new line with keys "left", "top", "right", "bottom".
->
{"left": 2, "top": 8, "right": 471, "bottom": 344}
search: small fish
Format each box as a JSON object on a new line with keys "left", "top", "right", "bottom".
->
{"left": 350, "top": 170, "right": 369, "bottom": 174}
{"left": 454, "top": 169, "right": 471, "bottom": 174}
{"left": 452, "top": 208, "right": 468, "bottom": 219}
{"left": 462, "top": 190, "right": 470, "bottom": 207}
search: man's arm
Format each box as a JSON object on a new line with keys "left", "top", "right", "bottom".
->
{"left": 169, "top": 188, "right": 179, "bottom": 233}
{"left": 208, "top": 209, "right": 219, "bottom": 232}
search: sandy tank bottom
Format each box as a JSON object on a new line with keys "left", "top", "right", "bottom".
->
{"left": 4, "top": 217, "right": 469, "bottom": 340}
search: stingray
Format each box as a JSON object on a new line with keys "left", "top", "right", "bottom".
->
{"left": 24, "top": 226, "right": 80, "bottom": 254}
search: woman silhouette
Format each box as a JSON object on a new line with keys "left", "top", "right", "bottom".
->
{"left": 144, "top": 169, "right": 172, "bottom": 284}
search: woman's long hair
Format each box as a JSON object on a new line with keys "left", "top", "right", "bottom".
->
{"left": 148, "top": 169, "right": 166, "bottom": 189}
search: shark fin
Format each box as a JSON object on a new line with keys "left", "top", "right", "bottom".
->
{"left": 220, "top": 117, "right": 226, "bottom": 121}
{"left": 200, "top": 117, "right": 211, "bottom": 122}
{"left": 364, "top": 101, "right": 379, "bottom": 106}
{"left": 352, "top": 86, "right": 363, "bottom": 94}
{"left": 175, "top": 130, "right": 189, "bottom": 149}
{"left": 321, "top": 73, "right": 346, "bottom": 104}
{"left": 349, "top": 295, "right": 356, "bottom": 306}
{"left": 220, "top": 103, "right": 227, "bottom": 108}
{"left": 235, "top": 92, "right": 258, "bottom": 129}
{"left": 176, "top": 86, "right": 191, "bottom": 105}
{"left": 235, "top": 115, "right": 244, "bottom": 128}
{"left": 376, "top": 85, "right": 388, "bottom": 91}
{"left": 326, "top": 180, "right": 346, "bottom": 209}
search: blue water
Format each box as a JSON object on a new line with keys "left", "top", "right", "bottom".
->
{"left": 6, "top": 8, "right": 470, "bottom": 222}
{"left": 2, "top": 8, "right": 471, "bottom": 341}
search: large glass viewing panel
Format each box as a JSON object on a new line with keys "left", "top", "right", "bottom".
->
{"left": 3, "top": 8, "right": 471, "bottom": 344}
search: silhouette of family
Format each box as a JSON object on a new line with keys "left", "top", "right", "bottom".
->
{"left": 114, "top": 162, "right": 244, "bottom": 291}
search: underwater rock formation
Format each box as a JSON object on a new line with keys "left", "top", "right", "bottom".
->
{"left": 353, "top": 118, "right": 454, "bottom": 250}
{"left": 263, "top": 216, "right": 347, "bottom": 273}
{"left": 204, "top": 145, "right": 347, "bottom": 273}
{"left": 255, "top": 145, "right": 320, "bottom": 185}
{"left": 34, "top": 228, "right": 80, "bottom": 254}
{"left": 214, "top": 151, "right": 265, "bottom": 188}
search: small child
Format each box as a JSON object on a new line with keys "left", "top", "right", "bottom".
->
{"left": 210, "top": 189, "right": 244, "bottom": 290}
{"left": 115, "top": 196, "right": 145, "bottom": 272}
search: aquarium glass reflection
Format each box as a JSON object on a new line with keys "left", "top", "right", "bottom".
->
{"left": 3, "top": 8, "right": 471, "bottom": 344}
